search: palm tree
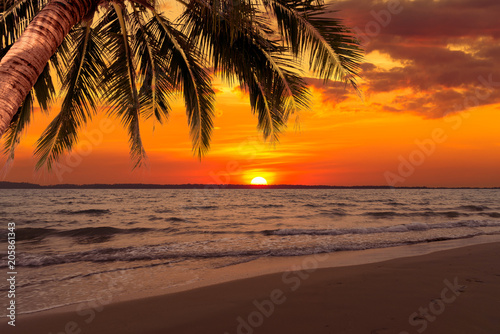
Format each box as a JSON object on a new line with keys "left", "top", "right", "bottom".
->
{"left": 0, "top": 0, "right": 362, "bottom": 170}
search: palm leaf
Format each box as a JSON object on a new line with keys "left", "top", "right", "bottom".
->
{"left": 180, "top": 0, "right": 309, "bottom": 141}
{"left": 33, "top": 61, "right": 55, "bottom": 113}
{"left": 2, "top": 90, "right": 33, "bottom": 160}
{"left": 266, "top": 0, "right": 363, "bottom": 90}
{"left": 101, "top": 4, "right": 146, "bottom": 168}
{"left": 149, "top": 11, "right": 215, "bottom": 157}
{"left": 3, "top": 58, "right": 55, "bottom": 161}
{"left": 0, "top": 0, "right": 47, "bottom": 47}
{"left": 2, "top": 0, "right": 364, "bottom": 169}
{"left": 131, "top": 5, "right": 172, "bottom": 126}
{"left": 34, "top": 21, "right": 105, "bottom": 170}
{"left": 49, "top": 31, "right": 74, "bottom": 86}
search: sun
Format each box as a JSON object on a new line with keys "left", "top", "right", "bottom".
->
{"left": 251, "top": 177, "right": 268, "bottom": 185}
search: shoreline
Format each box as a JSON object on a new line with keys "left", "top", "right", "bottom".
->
{"left": 6, "top": 234, "right": 500, "bottom": 316}
{"left": 4, "top": 236, "right": 500, "bottom": 333}
{"left": 120, "top": 234, "right": 500, "bottom": 303}
{"left": 9, "top": 234, "right": 500, "bottom": 318}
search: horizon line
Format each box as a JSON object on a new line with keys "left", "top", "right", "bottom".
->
{"left": 1, "top": 181, "right": 499, "bottom": 189}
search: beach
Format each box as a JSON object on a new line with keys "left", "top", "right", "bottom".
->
{"left": 4, "top": 240, "right": 500, "bottom": 334}
{"left": 2, "top": 188, "right": 500, "bottom": 317}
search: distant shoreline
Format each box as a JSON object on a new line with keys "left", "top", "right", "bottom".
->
{"left": 1, "top": 181, "right": 499, "bottom": 190}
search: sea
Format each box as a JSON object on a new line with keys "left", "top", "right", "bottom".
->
{"left": 1, "top": 188, "right": 500, "bottom": 316}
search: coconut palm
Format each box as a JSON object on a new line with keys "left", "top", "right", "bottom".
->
{"left": 0, "top": 0, "right": 362, "bottom": 169}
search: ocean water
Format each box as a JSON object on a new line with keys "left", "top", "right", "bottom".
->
{"left": 1, "top": 188, "right": 500, "bottom": 316}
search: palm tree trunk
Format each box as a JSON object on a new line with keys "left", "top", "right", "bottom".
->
{"left": 0, "top": 0, "right": 95, "bottom": 137}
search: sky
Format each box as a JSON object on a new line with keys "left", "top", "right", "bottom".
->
{"left": 2, "top": 0, "right": 500, "bottom": 186}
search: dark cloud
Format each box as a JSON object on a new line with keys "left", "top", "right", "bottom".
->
{"left": 304, "top": 78, "right": 352, "bottom": 106}
{"left": 361, "top": 64, "right": 410, "bottom": 92}
{"left": 328, "top": 0, "right": 500, "bottom": 117}
{"left": 335, "top": 0, "right": 500, "bottom": 42}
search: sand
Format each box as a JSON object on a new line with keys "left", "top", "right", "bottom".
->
{"left": 4, "top": 241, "right": 500, "bottom": 334}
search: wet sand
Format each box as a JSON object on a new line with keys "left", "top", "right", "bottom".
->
{"left": 4, "top": 242, "right": 500, "bottom": 334}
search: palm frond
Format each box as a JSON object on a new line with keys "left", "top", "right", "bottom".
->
{"left": 248, "top": 71, "right": 281, "bottom": 140}
{"left": 34, "top": 21, "right": 106, "bottom": 170}
{"left": 101, "top": 4, "right": 146, "bottom": 168}
{"left": 131, "top": 5, "right": 172, "bottom": 125}
{"left": 266, "top": 0, "right": 363, "bottom": 90}
{"left": 49, "top": 32, "right": 73, "bottom": 85}
{"left": 130, "top": 0, "right": 155, "bottom": 11}
{"left": 3, "top": 57, "right": 57, "bottom": 161}
{"left": 0, "top": 42, "right": 12, "bottom": 58}
{"left": 150, "top": 11, "right": 215, "bottom": 157}
{"left": 257, "top": 48, "right": 311, "bottom": 118}
{"left": 2, "top": 90, "right": 33, "bottom": 160}
{"left": 1, "top": 0, "right": 364, "bottom": 169}
{"left": 180, "top": 0, "right": 309, "bottom": 141}
{"left": 0, "top": 0, "right": 47, "bottom": 47}
{"left": 33, "top": 62, "right": 55, "bottom": 113}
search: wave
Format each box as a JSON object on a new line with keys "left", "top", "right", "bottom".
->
{"left": 434, "top": 211, "right": 467, "bottom": 218}
{"left": 0, "top": 226, "right": 154, "bottom": 242}
{"left": 363, "top": 211, "right": 469, "bottom": 218}
{"left": 0, "top": 260, "right": 183, "bottom": 292}
{"left": 57, "top": 209, "right": 111, "bottom": 216}
{"left": 264, "top": 220, "right": 500, "bottom": 236}
{"left": 0, "top": 246, "right": 272, "bottom": 268}
{"left": 59, "top": 227, "right": 151, "bottom": 237}
{"left": 480, "top": 212, "right": 500, "bottom": 218}
{"left": 3, "top": 230, "right": 497, "bottom": 268}
{"left": 363, "top": 211, "right": 400, "bottom": 218}
{"left": 154, "top": 209, "right": 174, "bottom": 214}
{"left": 329, "top": 202, "right": 358, "bottom": 207}
{"left": 166, "top": 217, "right": 194, "bottom": 223}
{"left": 258, "top": 215, "right": 284, "bottom": 220}
{"left": 148, "top": 216, "right": 196, "bottom": 223}
{"left": 319, "top": 209, "right": 348, "bottom": 216}
{"left": 252, "top": 204, "right": 285, "bottom": 208}
{"left": 0, "top": 224, "right": 255, "bottom": 242}
{"left": 458, "top": 205, "right": 490, "bottom": 212}
{"left": 301, "top": 203, "right": 355, "bottom": 209}
{"left": 11, "top": 227, "right": 58, "bottom": 241}
{"left": 303, "top": 203, "right": 320, "bottom": 207}
{"left": 173, "top": 229, "right": 258, "bottom": 236}
{"left": 182, "top": 205, "right": 218, "bottom": 210}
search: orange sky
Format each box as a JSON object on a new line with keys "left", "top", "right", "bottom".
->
{"left": 2, "top": 0, "right": 500, "bottom": 186}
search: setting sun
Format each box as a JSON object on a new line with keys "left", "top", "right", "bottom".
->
{"left": 250, "top": 177, "right": 268, "bottom": 185}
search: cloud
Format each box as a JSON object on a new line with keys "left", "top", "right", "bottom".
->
{"left": 335, "top": 0, "right": 500, "bottom": 42}
{"left": 303, "top": 78, "right": 352, "bottom": 107}
{"left": 329, "top": 0, "right": 500, "bottom": 117}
